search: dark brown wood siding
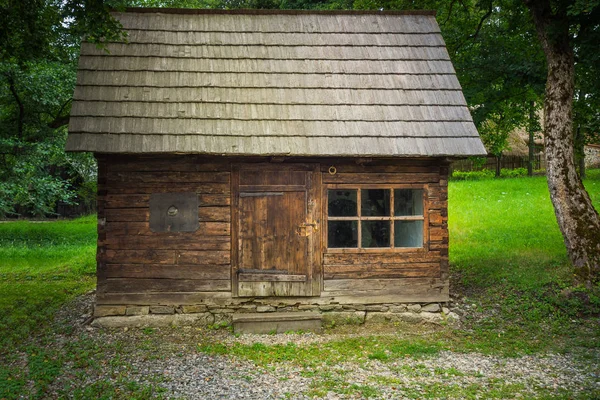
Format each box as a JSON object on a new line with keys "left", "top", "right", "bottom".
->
{"left": 96, "top": 155, "right": 449, "bottom": 305}
{"left": 96, "top": 155, "right": 232, "bottom": 305}
{"left": 320, "top": 160, "right": 449, "bottom": 303}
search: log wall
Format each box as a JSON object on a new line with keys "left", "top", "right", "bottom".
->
{"left": 96, "top": 155, "right": 233, "bottom": 305}
{"left": 320, "top": 161, "right": 449, "bottom": 303}
{"left": 96, "top": 155, "right": 449, "bottom": 306}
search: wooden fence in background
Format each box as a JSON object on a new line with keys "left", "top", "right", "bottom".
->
{"left": 450, "top": 154, "right": 546, "bottom": 173}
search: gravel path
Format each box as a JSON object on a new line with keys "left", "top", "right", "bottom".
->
{"left": 44, "top": 294, "right": 600, "bottom": 399}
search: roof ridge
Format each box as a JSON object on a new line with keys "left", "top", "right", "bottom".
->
{"left": 119, "top": 8, "right": 437, "bottom": 17}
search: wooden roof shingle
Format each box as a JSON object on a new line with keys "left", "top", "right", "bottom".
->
{"left": 66, "top": 9, "right": 486, "bottom": 157}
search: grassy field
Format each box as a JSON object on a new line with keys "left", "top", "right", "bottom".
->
{"left": 0, "top": 171, "right": 599, "bottom": 398}
{"left": 0, "top": 215, "right": 97, "bottom": 349}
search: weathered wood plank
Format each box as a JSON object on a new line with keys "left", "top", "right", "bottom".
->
{"left": 323, "top": 277, "right": 445, "bottom": 292}
{"left": 323, "top": 262, "right": 439, "bottom": 279}
{"left": 105, "top": 221, "right": 230, "bottom": 236}
{"left": 105, "top": 249, "right": 177, "bottom": 264}
{"left": 322, "top": 278, "right": 448, "bottom": 300}
{"left": 238, "top": 273, "right": 307, "bottom": 282}
{"left": 104, "top": 235, "right": 230, "bottom": 251}
{"left": 106, "top": 182, "right": 230, "bottom": 195}
{"left": 199, "top": 206, "right": 231, "bottom": 222}
{"left": 320, "top": 164, "right": 440, "bottom": 174}
{"left": 98, "top": 278, "right": 231, "bottom": 293}
{"left": 105, "top": 193, "right": 230, "bottom": 208}
{"left": 96, "top": 291, "right": 233, "bottom": 305}
{"left": 105, "top": 208, "right": 149, "bottom": 222}
{"left": 107, "top": 171, "right": 230, "bottom": 184}
{"left": 323, "top": 253, "right": 439, "bottom": 265}
{"left": 322, "top": 172, "right": 440, "bottom": 184}
{"left": 101, "top": 264, "right": 231, "bottom": 280}
{"left": 238, "top": 281, "right": 310, "bottom": 297}
{"left": 106, "top": 159, "right": 229, "bottom": 173}
{"left": 105, "top": 206, "right": 230, "bottom": 222}
{"left": 177, "top": 250, "right": 230, "bottom": 265}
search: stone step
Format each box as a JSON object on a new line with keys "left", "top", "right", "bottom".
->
{"left": 232, "top": 311, "right": 323, "bottom": 334}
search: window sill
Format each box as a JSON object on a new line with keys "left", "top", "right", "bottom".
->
{"left": 325, "top": 247, "right": 427, "bottom": 254}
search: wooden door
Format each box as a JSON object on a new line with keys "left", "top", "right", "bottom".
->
{"left": 232, "top": 164, "right": 321, "bottom": 297}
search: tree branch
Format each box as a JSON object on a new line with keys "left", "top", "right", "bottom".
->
{"left": 453, "top": 1, "right": 494, "bottom": 53}
{"left": 5, "top": 73, "right": 25, "bottom": 141}
{"left": 47, "top": 98, "right": 72, "bottom": 129}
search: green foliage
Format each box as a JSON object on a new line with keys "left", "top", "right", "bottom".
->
{"left": 0, "top": 0, "right": 124, "bottom": 217}
{"left": 451, "top": 169, "right": 495, "bottom": 181}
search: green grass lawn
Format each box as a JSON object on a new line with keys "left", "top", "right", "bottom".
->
{"left": 0, "top": 171, "right": 599, "bottom": 399}
{"left": 0, "top": 215, "right": 97, "bottom": 349}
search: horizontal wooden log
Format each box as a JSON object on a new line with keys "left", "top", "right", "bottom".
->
{"left": 104, "top": 206, "right": 230, "bottom": 223}
{"left": 106, "top": 159, "right": 229, "bottom": 173}
{"left": 199, "top": 206, "right": 231, "bottom": 222}
{"left": 107, "top": 171, "right": 230, "bottom": 184}
{"left": 428, "top": 210, "right": 446, "bottom": 225}
{"left": 96, "top": 291, "right": 233, "bottom": 305}
{"left": 323, "top": 253, "right": 439, "bottom": 266}
{"left": 238, "top": 273, "right": 307, "bottom": 282}
{"left": 98, "top": 278, "right": 231, "bottom": 293}
{"left": 429, "top": 227, "right": 448, "bottom": 242}
{"left": 100, "top": 264, "right": 231, "bottom": 280}
{"left": 324, "top": 277, "right": 446, "bottom": 292}
{"left": 322, "top": 172, "right": 440, "bottom": 184}
{"left": 105, "top": 208, "right": 149, "bottom": 222}
{"left": 320, "top": 164, "right": 439, "bottom": 174}
{"left": 105, "top": 221, "right": 230, "bottom": 236}
{"left": 429, "top": 242, "right": 449, "bottom": 251}
{"left": 105, "top": 193, "right": 230, "bottom": 208}
{"left": 106, "top": 182, "right": 230, "bottom": 195}
{"left": 104, "top": 235, "right": 230, "bottom": 251}
{"left": 324, "top": 269, "right": 439, "bottom": 280}
{"left": 177, "top": 250, "right": 230, "bottom": 265}
{"left": 106, "top": 249, "right": 177, "bottom": 264}
{"left": 324, "top": 262, "right": 439, "bottom": 279}
{"left": 323, "top": 292, "right": 449, "bottom": 304}
{"left": 322, "top": 277, "right": 448, "bottom": 301}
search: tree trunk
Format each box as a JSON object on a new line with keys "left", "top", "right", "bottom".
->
{"left": 528, "top": 101, "right": 535, "bottom": 176}
{"left": 525, "top": 0, "right": 600, "bottom": 285}
{"left": 574, "top": 124, "right": 586, "bottom": 179}
{"left": 496, "top": 153, "right": 501, "bottom": 177}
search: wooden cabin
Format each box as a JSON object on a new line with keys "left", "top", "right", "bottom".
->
{"left": 66, "top": 9, "right": 486, "bottom": 328}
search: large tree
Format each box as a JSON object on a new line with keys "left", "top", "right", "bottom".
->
{"left": 522, "top": 0, "right": 600, "bottom": 285}
{"left": 0, "top": 0, "right": 124, "bottom": 217}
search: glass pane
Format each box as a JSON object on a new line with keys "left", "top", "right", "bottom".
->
{"left": 361, "top": 221, "right": 390, "bottom": 248}
{"left": 328, "top": 190, "right": 357, "bottom": 217}
{"left": 361, "top": 189, "right": 390, "bottom": 216}
{"left": 394, "top": 189, "right": 423, "bottom": 216}
{"left": 394, "top": 220, "right": 423, "bottom": 247}
{"left": 328, "top": 221, "right": 358, "bottom": 248}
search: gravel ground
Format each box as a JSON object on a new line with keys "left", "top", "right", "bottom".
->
{"left": 42, "top": 294, "right": 600, "bottom": 399}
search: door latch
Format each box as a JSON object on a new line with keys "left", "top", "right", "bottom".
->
{"left": 297, "top": 221, "right": 318, "bottom": 236}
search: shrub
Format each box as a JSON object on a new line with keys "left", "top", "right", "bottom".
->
{"left": 500, "top": 168, "right": 528, "bottom": 178}
{"left": 450, "top": 169, "right": 495, "bottom": 181}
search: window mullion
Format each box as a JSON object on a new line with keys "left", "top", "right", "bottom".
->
{"left": 390, "top": 187, "right": 395, "bottom": 249}
{"left": 357, "top": 188, "right": 362, "bottom": 249}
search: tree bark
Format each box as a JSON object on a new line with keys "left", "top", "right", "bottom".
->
{"left": 524, "top": 0, "right": 600, "bottom": 285}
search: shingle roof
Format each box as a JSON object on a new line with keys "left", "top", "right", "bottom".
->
{"left": 66, "top": 9, "right": 486, "bottom": 157}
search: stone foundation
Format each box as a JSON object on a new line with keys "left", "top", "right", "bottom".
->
{"left": 91, "top": 300, "right": 460, "bottom": 328}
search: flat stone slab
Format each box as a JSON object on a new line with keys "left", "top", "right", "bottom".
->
{"left": 233, "top": 312, "right": 322, "bottom": 334}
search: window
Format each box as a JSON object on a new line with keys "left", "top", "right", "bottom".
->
{"left": 327, "top": 188, "right": 424, "bottom": 249}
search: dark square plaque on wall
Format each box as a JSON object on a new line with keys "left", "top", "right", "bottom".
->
{"left": 149, "top": 192, "right": 199, "bottom": 232}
